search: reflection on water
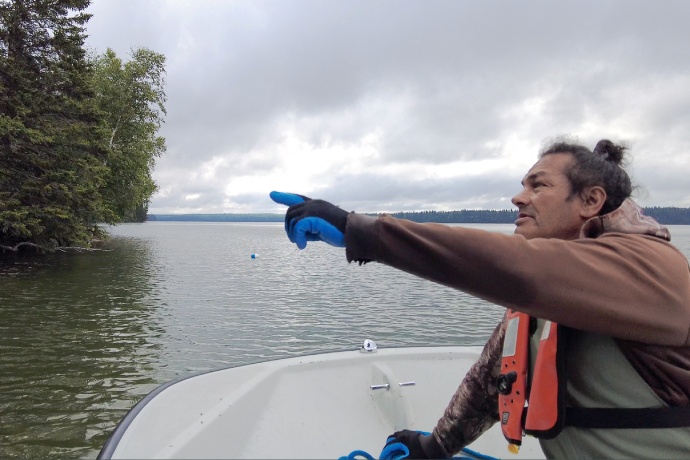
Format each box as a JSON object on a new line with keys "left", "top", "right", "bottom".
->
{"left": 1, "top": 222, "right": 689, "bottom": 458}
{"left": 0, "top": 239, "right": 164, "bottom": 459}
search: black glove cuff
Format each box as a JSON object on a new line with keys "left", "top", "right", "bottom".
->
{"left": 419, "top": 433, "right": 449, "bottom": 459}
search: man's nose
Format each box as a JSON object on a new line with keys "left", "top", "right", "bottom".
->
{"left": 511, "top": 189, "right": 528, "bottom": 207}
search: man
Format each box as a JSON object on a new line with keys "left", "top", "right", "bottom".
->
{"left": 271, "top": 139, "right": 690, "bottom": 458}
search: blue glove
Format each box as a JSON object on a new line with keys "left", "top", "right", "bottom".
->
{"left": 384, "top": 430, "right": 447, "bottom": 459}
{"left": 380, "top": 435, "right": 411, "bottom": 460}
{"left": 269, "top": 191, "right": 349, "bottom": 250}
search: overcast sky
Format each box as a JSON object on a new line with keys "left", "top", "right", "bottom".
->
{"left": 84, "top": 0, "right": 690, "bottom": 214}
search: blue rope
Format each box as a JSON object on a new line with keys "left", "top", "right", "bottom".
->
{"left": 457, "top": 447, "right": 500, "bottom": 460}
{"left": 338, "top": 431, "right": 499, "bottom": 460}
{"left": 341, "top": 450, "right": 377, "bottom": 460}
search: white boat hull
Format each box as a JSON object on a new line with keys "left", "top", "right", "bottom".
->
{"left": 99, "top": 346, "right": 544, "bottom": 459}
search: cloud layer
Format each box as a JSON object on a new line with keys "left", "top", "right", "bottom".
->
{"left": 85, "top": 0, "right": 690, "bottom": 213}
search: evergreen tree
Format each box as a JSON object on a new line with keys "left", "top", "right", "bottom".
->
{"left": 0, "top": 0, "right": 109, "bottom": 252}
{"left": 90, "top": 47, "right": 166, "bottom": 223}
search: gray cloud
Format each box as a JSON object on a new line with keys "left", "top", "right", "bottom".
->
{"left": 85, "top": 0, "right": 690, "bottom": 213}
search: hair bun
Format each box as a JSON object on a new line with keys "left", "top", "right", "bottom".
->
{"left": 593, "top": 139, "right": 625, "bottom": 165}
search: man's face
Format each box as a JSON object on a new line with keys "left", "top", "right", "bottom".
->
{"left": 511, "top": 153, "right": 588, "bottom": 240}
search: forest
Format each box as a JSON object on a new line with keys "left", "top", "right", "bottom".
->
{"left": 0, "top": 0, "right": 166, "bottom": 253}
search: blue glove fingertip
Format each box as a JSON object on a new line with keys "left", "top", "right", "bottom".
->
{"left": 269, "top": 191, "right": 306, "bottom": 207}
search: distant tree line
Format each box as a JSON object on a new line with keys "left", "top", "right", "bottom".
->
{"left": 642, "top": 207, "right": 690, "bottom": 225}
{"left": 390, "top": 207, "right": 690, "bottom": 225}
{"left": 150, "top": 214, "right": 282, "bottom": 223}
{"left": 150, "top": 207, "right": 690, "bottom": 225}
{"left": 0, "top": 0, "right": 166, "bottom": 253}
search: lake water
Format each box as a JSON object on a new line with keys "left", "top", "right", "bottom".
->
{"left": 1, "top": 222, "right": 689, "bottom": 459}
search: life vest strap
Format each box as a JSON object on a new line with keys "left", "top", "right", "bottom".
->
{"left": 566, "top": 406, "right": 690, "bottom": 429}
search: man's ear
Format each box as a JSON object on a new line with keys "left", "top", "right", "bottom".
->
{"left": 580, "top": 186, "right": 607, "bottom": 218}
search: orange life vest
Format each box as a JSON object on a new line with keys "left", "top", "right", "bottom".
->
{"left": 497, "top": 309, "right": 690, "bottom": 454}
{"left": 497, "top": 310, "right": 567, "bottom": 453}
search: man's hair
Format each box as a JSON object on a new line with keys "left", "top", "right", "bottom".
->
{"left": 540, "top": 139, "right": 632, "bottom": 215}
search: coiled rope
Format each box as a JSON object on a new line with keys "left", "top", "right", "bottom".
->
{"left": 339, "top": 431, "right": 499, "bottom": 460}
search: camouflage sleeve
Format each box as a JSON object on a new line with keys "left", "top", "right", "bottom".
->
{"left": 431, "top": 317, "right": 506, "bottom": 457}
